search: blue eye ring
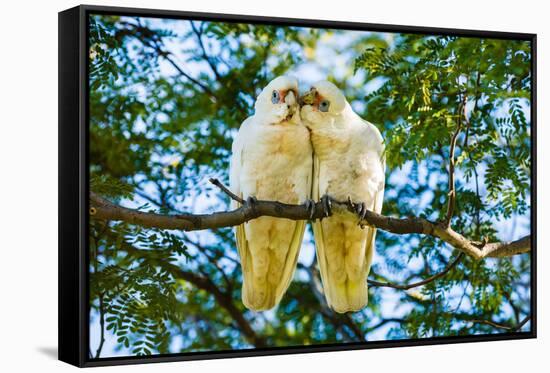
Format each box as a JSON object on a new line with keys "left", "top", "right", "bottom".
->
{"left": 319, "top": 100, "right": 330, "bottom": 112}
{"left": 271, "top": 90, "right": 280, "bottom": 104}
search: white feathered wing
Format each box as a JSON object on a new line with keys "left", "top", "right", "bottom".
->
{"left": 311, "top": 114, "right": 385, "bottom": 313}
{"left": 230, "top": 116, "right": 312, "bottom": 311}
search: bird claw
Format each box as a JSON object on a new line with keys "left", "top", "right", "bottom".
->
{"left": 355, "top": 202, "right": 368, "bottom": 226}
{"left": 246, "top": 196, "right": 258, "bottom": 210}
{"left": 303, "top": 199, "right": 316, "bottom": 220}
{"left": 320, "top": 194, "right": 332, "bottom": 219}
{"left": 347, "top": 195, "right": 354, "bottom": 210}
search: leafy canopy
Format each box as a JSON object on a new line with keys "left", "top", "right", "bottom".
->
{"left": 88, "top": 15, "right": 532, "bottom": 357}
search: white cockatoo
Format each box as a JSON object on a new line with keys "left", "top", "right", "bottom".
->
{"left": 229, "top": 76, "right": 313, "bottom": 311}
{"left": 300, "top": 80, "right": 385, "bottom": 313}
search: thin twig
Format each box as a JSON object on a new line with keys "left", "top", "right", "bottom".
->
{"left": 513, "top": 315, "right": 532, "bottom": 331}
{"left": 470, "top": 315, "right": 531, "bottom": 332}
{"left": 444, "top": 96, "right": 466, "bottom": 227}
{"left": 120, "top": 20, "right": 217, "bottom": 101}
{"left": 463, "top": 71, "right": 482, "bottom": 147}
{"left": 368, "top": 253, "right": 464, "bottom": 290}
{"left": 190, "top": 21, "right": 221, "bottom": 80}
{"left": 209, "top": 178, "right": 244, "bottom": 204}
{"left": 366, "top": 318, "right": 405, "bottom": 333}
{"left": 94, "top": 292, "right": 106, "bottom": 359}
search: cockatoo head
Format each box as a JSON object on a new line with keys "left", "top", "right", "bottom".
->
{"left": 254, "top": 76, "right": 300, "bottom": 124}
{"left": 299, "top": 80, "right": 348, "bottom": 126}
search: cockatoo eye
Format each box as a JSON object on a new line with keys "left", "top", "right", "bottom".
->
{"left": 271, "top": 90, "right": 280, "bottom": 104}
{"left": 319, "top": 100, "right": 330, "bottom": 112}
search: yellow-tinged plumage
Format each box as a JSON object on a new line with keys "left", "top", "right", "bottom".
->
{"left": 230, "top": 76, "right": 313, "bottom": 311}
{"left": 302, "top": 81, "right": 385, "bottom": 313}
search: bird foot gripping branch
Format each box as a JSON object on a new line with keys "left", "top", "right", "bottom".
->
{"left": 244, "top": 196, "right": 259, "bottom": 216}
{"left": 303, "top": 199, "right": 317, "bottom": 220}
{"left": 90, "top": 178, "right": 531, "bottom": 261}
{"left": 320, "top": 194, "right": 332, "bottom": 219}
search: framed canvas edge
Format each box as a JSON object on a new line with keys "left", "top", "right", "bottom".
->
{"left": 59, "top": 5, "right": 88, "bottom": 368}
{"left": 529, "top": 33, "right": 537, "bottom": 339}
{"left": 58, "top": 4, "right": 538, "bottom": 368}
{"left": 80, "top": 3, "right": 536, "bottom": 40}
{"left": 81, "top": 332, "right": 535, "bottom": 367}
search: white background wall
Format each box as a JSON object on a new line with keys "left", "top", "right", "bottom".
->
{"left": 0, "top": 0, "right": 546, "bottom": 371}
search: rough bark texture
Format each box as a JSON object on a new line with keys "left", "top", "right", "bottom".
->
{"left": 90, "top": 181, "right": 531, "bottom": 261}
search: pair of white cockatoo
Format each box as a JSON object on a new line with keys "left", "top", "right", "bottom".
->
{"left": 229, "top": 76, "right": 385, "bottom": 314}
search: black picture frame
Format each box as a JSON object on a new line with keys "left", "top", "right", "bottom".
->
{"left": 58, "top": 4, "right": 537, "bottom": 367}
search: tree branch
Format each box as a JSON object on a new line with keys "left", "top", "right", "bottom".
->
{"left": 463, "top": 70, "right": 482, "bottom": 148}
{"left": 124, "top": 243, "right": 266, "bottom": 348}
{"left": 120, "top": 20, "right": 218, "bottom": 101}
{"left": 94, "top": 292, "right": 106, "bottom": 359}
{"left": 368, "top": 253, "right": 464, "bottom": 290}
{"left": 160, "top": 51, "right": 218, "bottom": 101}
{"left": 513, "top": 315, "right": 532, "bottom": 331}
{"left": 190, "top": 21, "right": 222, "bottom": 81}
{"left": 90, "top": 179, "right": 531, "bottom": 260}
{"left": 365, "top": 318, "right": 405, "bottom": 333}
{"left": 443, "top": 96, "right": 466, "bottom": 226}
{"left": 165, "top": 264, "right": 266, "bottom": 347}
{"left": 469, "top": 315, "right": 531, "bottom": 332}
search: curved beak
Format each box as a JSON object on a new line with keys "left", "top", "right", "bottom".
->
{"left": 284, "top": 90, "right": 298, "bottom": 120}
{"left": 285, "top": 90, "right": 296, "bottom": 106}
{"left": 299, "top": 88, "right": 317, "bottom": 106}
